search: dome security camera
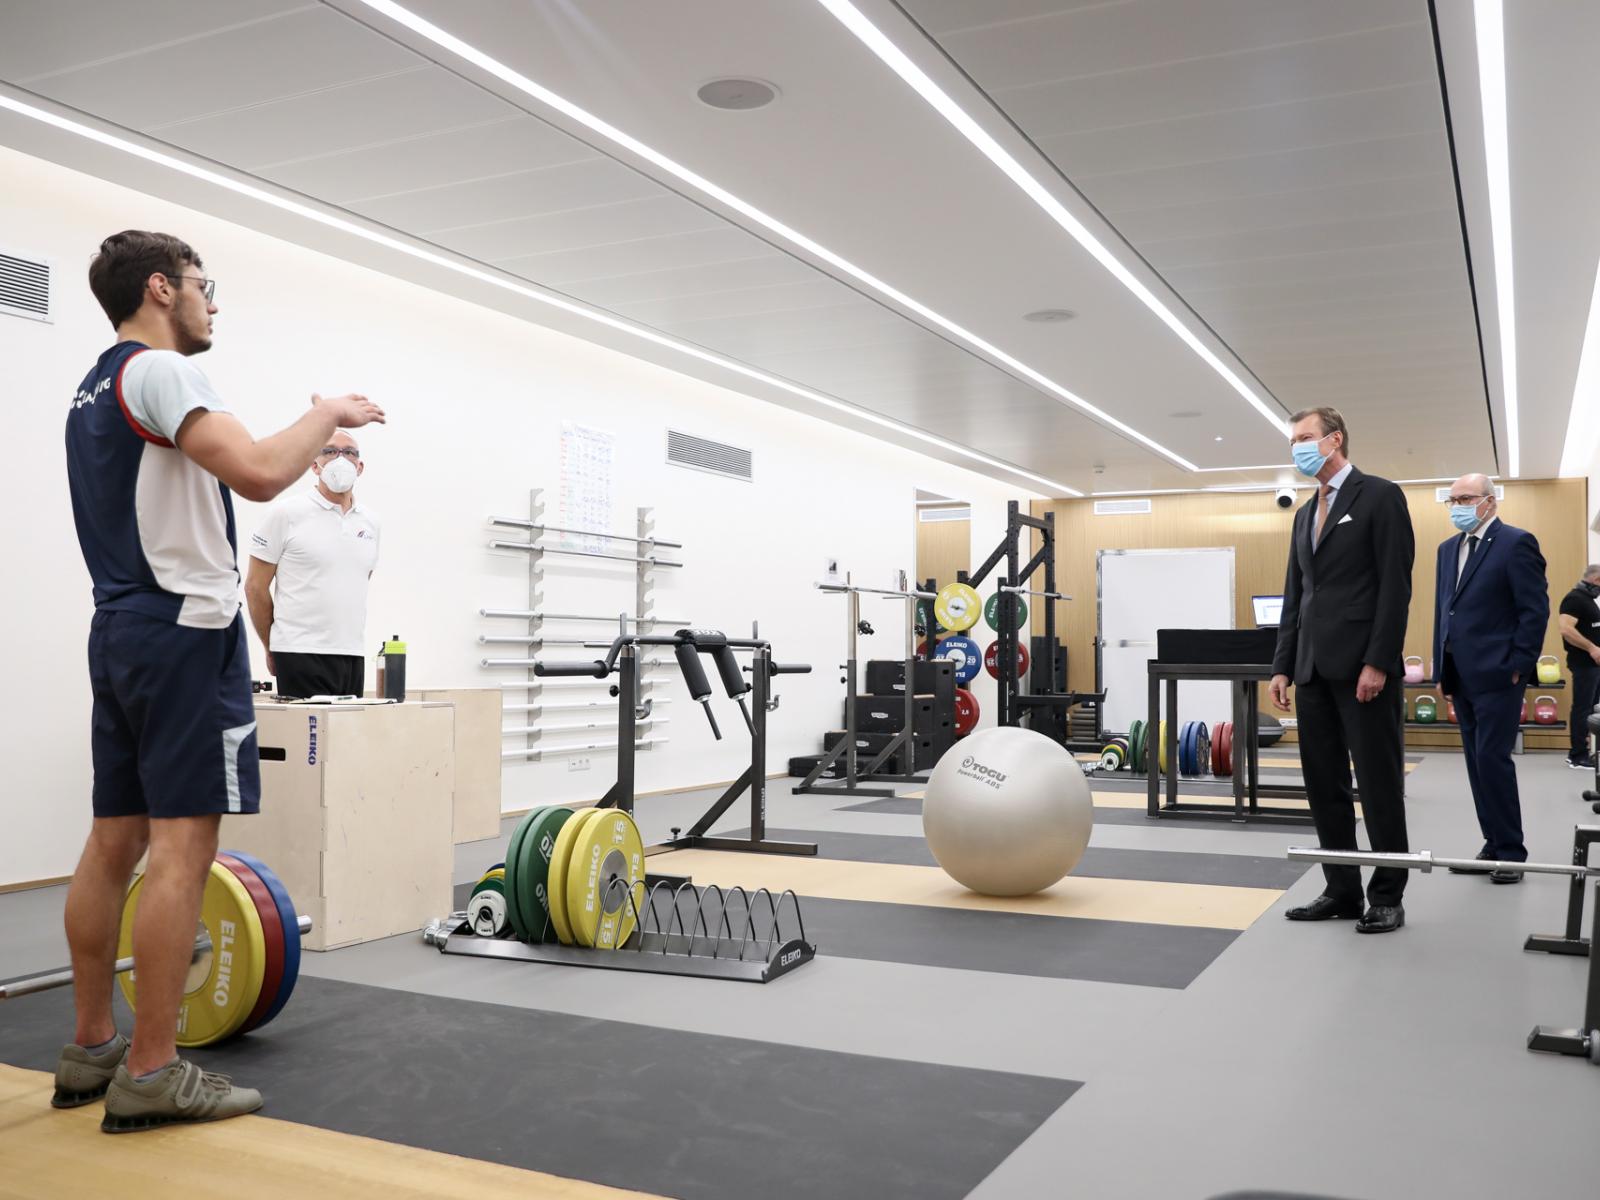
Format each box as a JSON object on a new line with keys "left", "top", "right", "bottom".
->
{"left": 1274, "top": 488, "right": 1296, "bottom": 509}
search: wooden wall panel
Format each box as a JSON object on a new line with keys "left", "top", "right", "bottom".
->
{"left": 1030, "top": 478, "right": 1589, "bottom": 751}
{"left": 916, "top": 507, "right": 971, "bottom": 591}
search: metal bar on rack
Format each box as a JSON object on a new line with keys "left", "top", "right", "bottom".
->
{"left": 478, "top": 635, "right": 595, "bottom": 645}
{"left": 481, "top": 608, "right": 691, "bottom": 624}
{"left": 502, "top": 737, "right": 663, "bottom": 762}
{"left": 487, "top": 540, "right": 683, "bottom": 568}
{"left": 502, "top": 717, "right": 667, "bottom": 737}
{"left": 487, "top": 516, "right": 683, "bottom": 550}
{"left": 1000, "top": 584, "right": 1070, "bottom": 600}
{"left": 503, "top": 699, "right": 675, "bottom": 714}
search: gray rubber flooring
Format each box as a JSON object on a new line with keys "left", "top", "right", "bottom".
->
{"left": 3, "top": 752, "right": 1596, "bottom": 1199}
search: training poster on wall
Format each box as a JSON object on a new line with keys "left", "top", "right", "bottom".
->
{"left": 558, "top": 422, "right": 616, "bottom": 554}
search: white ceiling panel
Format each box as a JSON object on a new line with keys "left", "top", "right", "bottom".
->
{"left": 567, "top": 254, "right": 822, "bottom": 308}
{"left": 928, "top": 0, "right": 1413, "bottom": 91}
{"left": 500, "top": 226, "right": 781, "bottom": 287}
{"left": 0, "top": 0, "right": 307, "bottom": 80}
{"left": 259, "top": 115, "right": 598, "bottom": 203}
{"left": 350, "top": 157, "right": 661, "bottom": 234}
{"left": 166, "top": 66, "right": 517, "bottom": 168}
{"left": 28, "top": 6, "right": 417, "bottom": 131}
{"left": 437, "top": 193, "right": 725, "bottom": 262}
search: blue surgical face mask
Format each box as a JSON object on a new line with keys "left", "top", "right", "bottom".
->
{"left": 1291, "top": 433, "right": 1332, "bottom": 477}
{"left": 1450, "top": 501, "right": 1483, "bottom": 532}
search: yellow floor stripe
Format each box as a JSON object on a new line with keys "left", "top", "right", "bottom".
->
{"left": 649, "top": 849, "right": 1278, "bottom": 930}
{"left": 0, "top": 1065, "right": 662, "bottom": 1200}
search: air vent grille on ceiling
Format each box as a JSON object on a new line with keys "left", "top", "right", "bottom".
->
{"left": 918, "top": 506, "right": 971, "bottom": 522}
{"left": 666, "top": 429, "right": 752, "bottom": 481}
{"left": 0, "top": 252, "right": 50, "bottom": 322}
{"left": 1093, "top": 499, "right": 1153, "bottom": 516}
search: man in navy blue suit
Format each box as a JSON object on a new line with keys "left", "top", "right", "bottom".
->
{"left": 1432, "top": 473, "right": 1549, "bottom": 881}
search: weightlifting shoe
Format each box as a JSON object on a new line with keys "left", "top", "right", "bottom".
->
{"left": 52, "top": 1034, "right": 128, "bottom": 1108}
{"left": 1356, "top": 905, "right": 1405, "bottom": 934}
{"left": 1285, "top": 894, "right": 1364, "bottom": 921}
{"left": 101, "top": 1058, "right": 262, "bottom": 1133}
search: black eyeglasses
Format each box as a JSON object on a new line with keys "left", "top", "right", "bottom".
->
{"left": 164, "top": 273, "right": 216, "bottom": 302}
{"left": 317, "top": 447, "right": 361, "bottom": 462}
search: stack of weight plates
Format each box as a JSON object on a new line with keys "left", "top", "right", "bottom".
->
{"left": 1210, "top": 721, "right": 1235, "bottom": 776}
{"left": 1177, "top": 721, "right": 1211, "bottom": 777}
{"left": 1098, "top": 735, "right": 1131, "bottom": 770}
{"left": 501, "top": 806, "right": 647, "bottom": 950}
{"left": 117, "top": 853, "right": 302, "bottom": 1047}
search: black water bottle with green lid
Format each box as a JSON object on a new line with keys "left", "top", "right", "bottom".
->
{"left": 380, "top": 634, "right": 407, "bottom": 702}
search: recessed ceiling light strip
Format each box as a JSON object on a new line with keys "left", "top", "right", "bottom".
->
{"left": 351, "top": 0, "right": 1196, "bottom": 470}
{"left": 814, "top": 0, "right": 1290, "bottom": 440}
{"left": 1556, "top": 254, "right": 1600, "bottom": 478}
{"left": 1474, "top": 0, "right": 1519, "bottom": 476}
{"left": 0, "top": 88, "right": 1076, "bottom": 496}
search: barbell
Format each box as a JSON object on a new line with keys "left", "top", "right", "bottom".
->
{"left": 1287, "top": 847, "right": 1599, "bottom": 879}
{"left": 0, "top": 853, "right": 311, "bottom": 1047}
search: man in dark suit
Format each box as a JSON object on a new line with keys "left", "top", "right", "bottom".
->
{"left": 1270, "top": 407, "right": 1415, "bottom": 933}
{"left": 1432, "top": 473, "right": 1548, "bottom": 880}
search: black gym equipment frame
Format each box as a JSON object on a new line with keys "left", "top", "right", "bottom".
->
{"left": 958, "top": 500, "right": 1103, "bottom": 738}
{"left": 796, "top": 573, "right": 931, "bottom": 799}
{"left": 537, "top": 627, "right": 817, "bottom": 858}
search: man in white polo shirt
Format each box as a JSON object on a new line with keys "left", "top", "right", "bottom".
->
{"left": 245, "top": 431, "right": 380, "bottom": 698}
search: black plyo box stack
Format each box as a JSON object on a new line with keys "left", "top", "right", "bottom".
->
{"left": 822, "top": 730, "right": 912, "bottom": 775}
{"left": 865, "top": 659, "right": 956, "bottom": 708}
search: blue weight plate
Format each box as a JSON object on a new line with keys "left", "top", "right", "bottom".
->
{"left": 220, "top": 849, "right": 300, "bottom": 1033}
{"left": 934, "top": 635, "right": 982, "bottom": 685}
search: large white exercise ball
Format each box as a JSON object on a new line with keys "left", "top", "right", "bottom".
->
{"left": 923, "top": 726, "right": 1093, "bottom": 896}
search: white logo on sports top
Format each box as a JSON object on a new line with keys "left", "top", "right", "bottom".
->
{"left": 72, "top": 378, "right": 112, "bottom": 409}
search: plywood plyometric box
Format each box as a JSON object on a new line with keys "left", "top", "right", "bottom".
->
{"left": 225, "top": 701, "right": 455, "bottom": 950}
{"left": 413, "top": 687, "right": 503, "bottom": 843}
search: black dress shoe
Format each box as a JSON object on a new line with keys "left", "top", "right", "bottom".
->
{"left": 1490, "top": 868, "right": 1523, "bottom": 885}
{"left": 1286, "top": 894, "right": 1365, "bottom": 921}
{"left": 1356, "top": 905, "right": 1405, "bottom": 933}
{"left": 1447, "top": 850, "right": 1493, "bottom": 876}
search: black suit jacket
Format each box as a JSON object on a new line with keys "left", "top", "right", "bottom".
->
{"left": 1272, "top": 466, "right": 1415, "bottom": 684}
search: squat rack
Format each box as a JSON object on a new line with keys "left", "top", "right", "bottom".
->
{"left": 796, "top": 571, "right": 932, "bottom": 799}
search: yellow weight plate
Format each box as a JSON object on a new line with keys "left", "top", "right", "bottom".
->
{"left": 479, "top": 867, "right": 505, "bottom": 885}
{"left": 118, "top": 861, "right": 266, "bottom": 1047}
{"left": 933, "top": 582, "right": 981, "bottom": 632}
{"left": 565, "top": 810, "right": 646, "bottom": 950}
{"left": 1159, "top": 720, "right": 1168, "bottom": 774}
{"left": 547, "top": 808, "right": 603, "bottom": 945}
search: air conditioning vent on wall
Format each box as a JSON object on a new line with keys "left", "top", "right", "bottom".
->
{"left": 1093, "top": 498, "right": 1152, "bottom": 516}
{"left": 666, "top": 429, "right": 753, "bottom": 482}
{"left": 918, "top": 506, "right": 971, "bottom": 522}
{"left": 0, "top": 251, "right": 50, "bottom": 322}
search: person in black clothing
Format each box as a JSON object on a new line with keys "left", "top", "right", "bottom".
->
{"left": 1270, "top": 406, "right": 1415, "bottom": 934}
{"left": 1558, "top": 565, "right": 1600, "bottom": 769}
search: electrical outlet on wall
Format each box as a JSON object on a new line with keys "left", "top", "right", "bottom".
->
{"left": 568, "top": 756, "right": 591, "bottom": 772}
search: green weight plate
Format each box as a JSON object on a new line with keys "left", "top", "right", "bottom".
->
{"left": 502, "top": 807, "right": 544, "bottom": 939}
{"left": 982, "top": 592, "right": 1028, "bottom": 633}
{"left": 1129, "top": 719, "right": 1145, "bottom": 773}
{"left": 518, "top": 805, "right": 575, "bottom": 944}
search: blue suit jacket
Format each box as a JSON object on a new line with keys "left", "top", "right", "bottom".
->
{"left": 1432, "top": 520, "right": 1548, "bottom": 694}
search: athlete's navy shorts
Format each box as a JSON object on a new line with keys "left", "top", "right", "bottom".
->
{"left": 88, "top": 609, "right": 260, "bottom": 819}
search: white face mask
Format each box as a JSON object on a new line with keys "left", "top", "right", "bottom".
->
{"left": 319, "top": 455, "right": 358, "bottom": 493}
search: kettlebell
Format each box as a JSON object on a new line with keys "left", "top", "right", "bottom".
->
{"left": 1533, "top": 695, "right": 1559, "bottom": 725}
{"left": 1403, "top": 655, "right": 1425, "bottom": 684}
{"left": 1445, "top": 698, "right": 1457, "bottom": 724}
{"left": 1536, "top": 655, "right": 1561, "bottom": 685}
{"left": 1414, "top": 695, "right": 1438, "bottom": 724}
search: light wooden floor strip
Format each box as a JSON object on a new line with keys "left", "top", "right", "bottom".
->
{"left": 0, "top": 1064, "right": 663, "bottom": 1200}
{"left": 650, "top": 849, "right": 1279, "bottom": 930}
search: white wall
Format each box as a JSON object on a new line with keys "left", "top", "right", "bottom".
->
{"left": 0, "top": 145, "right": 1023, "bottom": 887}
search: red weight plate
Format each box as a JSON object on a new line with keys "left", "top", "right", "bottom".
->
{"left": 982, "top": 640, "right": 1031, "bottom": 680}
{"left": 1210, "top": 721, "right": 1224, "bottom": 775}
{"left": 1218, "top": 721, "right": 1234, "bottom": 777}
{"left": 953, "top": 687, "right": 980, "bottom": 736}
{"left": 215, "top": 852, "right": 285, "bottom": 1036}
